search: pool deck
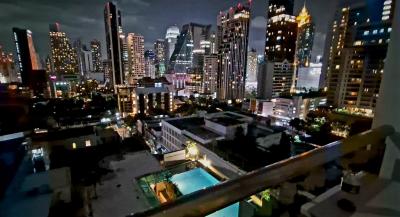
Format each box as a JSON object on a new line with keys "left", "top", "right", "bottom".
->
{"left": 91, "top": 151, "right": 162, "bottom": 217}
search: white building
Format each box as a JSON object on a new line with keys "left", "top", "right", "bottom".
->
{"left": 271, "top": 95, "right": 327, "bottom": 122}
{"left": 203, "top": 54, "right": 218, "bottom": 94}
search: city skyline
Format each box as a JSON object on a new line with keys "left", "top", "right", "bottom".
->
{"left": 0, "top": 0, "right": 338, "bottom": 59}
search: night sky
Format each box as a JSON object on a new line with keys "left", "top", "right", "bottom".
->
{"left": 0, "top": 0, "right": 339, "bottom": 60}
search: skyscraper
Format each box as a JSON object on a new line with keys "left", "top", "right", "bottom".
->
{"left": 12, "top": 27, "right": 42, "bottom": 86}
{"left": 49, "top": 23, "right": 79, "bottom": 76}
{"left": 165, "top": 25, "right": 180, "bottom": 61}
{"left": 246, "top": 49, "right": 258, "bottom": 83}
{"left": 104, "top": 2, "right": 124, "bottom": 86}
{"left": 265, "top": 0, "right": 297, "bottom": 62}
{"left": 217, "top": 2, "right": 251, "bottom": 100}
{"left": 90, "top": 40, "right": 102, "bottom": 73}
{"left": 324, "top": 2, "right": 393, "bottom": 115}
{"left": 169, "top": 23, "right": 212, "bottom": 74}
{"left": 154, "top": 39, "right": 167, "bottom": 77}
{"left": 203, "top": 54, "right": 218, "bottom": 94}
{"left": 144, "top": 50, "right": 156, "bottom": 79}
{"left": 126, "top": 33, "right": 145, "bottom": 82}
{"left": 258, "top": 0, "right": 297, "bottom": 99}
{"left": 295, "top": 5, "right": 314, "bottom": 67}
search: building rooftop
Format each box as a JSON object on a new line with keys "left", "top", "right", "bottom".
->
{"left": 185, "top": 127, "right": 224, "bottom": 141}
{"left": 209, "top": 117, "right": 244, "bottom": 126}
{"left": 166, "top": 117, "right": 204, "bottom": 130}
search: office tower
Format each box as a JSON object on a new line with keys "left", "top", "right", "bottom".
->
{"left": 104, "top": 2, "right": 124, "bottom": 86}
{"left": 12, "top": 27, "right": 42, "bottom": 86}
{"left": 144, "top": 50, "right": 156, "bottom": 79}
{"left": 154, "top": 39, "right": 167, "bottom": 77}
{"left": 202, "top": 54, "right": 218, "bottom": 94}
{"left": 259, "top": 60, "right": 295, "bottom": 98}
{"left": 217, "top": 2, "right": 251, "bottom": 100}
{"left": 126, "top": 33, "right": 145, "bottom": 82}
{"left": 258, "top": 0, "right": 297, "bottom": 99}
{"left": 265, "top": 0, "right": 297, "bottom": 62}
{"left": 170, "top": 23, "right": 212, "bottom": 73}
{"left": 165, "top": 25, "right": 180, "bottom": 61}
{"left": 81, "top": 46, "right": 94, "bottom": 75}
{"left": 210, "top": 32, "right": 217, "bottom": 54}
{"left": 246, "top": 49, "right": 258, "bottom": 82}
{"left": 295, "top": 5, "right": 314, "bottom": 67}
{"left": 49, "top": 23, "right": 79, "bottom": 76}
{"left": 90, "top": 40, "right": 102, "bottom": 72}
{"left": 74, "top": 39, "right": 93, "bottom": 77}
{"left": 325, "top": 2, "right": 393, "bottom": 115}
{"left": 0, "top": 45, "right": 17, "bottom": 83}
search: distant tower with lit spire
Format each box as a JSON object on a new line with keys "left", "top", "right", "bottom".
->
{"left": 295, "top": 2, "right": 314, "bottom": 67}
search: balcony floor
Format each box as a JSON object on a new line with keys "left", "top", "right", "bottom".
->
{"left": 301, "top": 173, "right": 400, "bottom": 217}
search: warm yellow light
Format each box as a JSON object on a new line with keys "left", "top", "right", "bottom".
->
{"left": 72, "top": 142, "right": 77, "bottom": 149}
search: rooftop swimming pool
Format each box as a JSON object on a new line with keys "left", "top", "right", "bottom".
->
{"left": 170, "top": 168, "right": 239, "bottom": 217}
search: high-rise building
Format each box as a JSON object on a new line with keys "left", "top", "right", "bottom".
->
{"left": 90, "top": 40, "right": 102, "bottom": 72}
{"left": 12, "top": 27, "right": 42, "bottom": 86}
{"left": 259, "top": 60, "right": 295, "bottom": 98}
{"left": 169, "top": 23, "right": 212, "bottom": 74}
{"left": 265, "top": 0, "right": 297, "bottom": 62}
{"left": 144, "top": 50, "right": 156, "bottom": 79}
{"left": 202, "top": 54, "right": 218, "bottom": 94}
{"left": 246, "top": 49, "right": 258, "bottom": 82}
{"left": 165, "top": 25, "right": 180, "bottom": 61}
{"left": 104, "top": 2, "right": 125, "bottom": 86}
{"left": 324, "top": 2, "right": 393, "bottom": 115}
{"left": 126, "top": 33, "right": 145, "bottom": 82}
{"left": 217, "top": 2, "right": 251, "bottom": 100}
{"left": 295, "top": 5, "right": 314, "bottom": 67}
{"left": 154, "top": 39, "right": 167, "bottom": 77}
{"left": 74, "top": 39, "right": 93, "bottom": 77}
{"left": 258, "top": 0, "right": 297, "bottom": 99}
{"left": 49, "top": 23, "right": 79, "bottom": 76}
{"left": 0, "top": 45, "right": 17, "bottom": 83}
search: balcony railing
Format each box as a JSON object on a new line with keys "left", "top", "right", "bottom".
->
{"left": 130, "top": 125, "right": 394, "bottom": 217}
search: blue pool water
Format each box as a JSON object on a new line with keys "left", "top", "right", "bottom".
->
{"left": 170, "top": 168, "right": 239, "bottom": 217}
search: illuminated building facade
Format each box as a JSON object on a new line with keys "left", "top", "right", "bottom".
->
{"left": 117, "top": 77, "right": 174, "bottom": 116}
{"left": 165, "top": 25, "right": 180, "bottom": 61}
{"left": 12, "top": 27, "right": 42, "bottom": 87}
{"left": 104, "top": 2, "right": 125, "bottom": 86}
{"left": 325, "top": 2, "right": 394, "bottom": 115}
{"left": 259, "top": 0, "right": 297, "bottom": 99}
{"left": 144, "top": 50, "right": 156, "bottom": 79}
{"left": 49, "top": 23, "right": 79, "bottom": 76}
{"left": 90, "top": 40, "right": 102, "bottom": 72}
{"left": 246, "top": 49, "right": 258, "bottom": 82}
{"left": 217, "top": 2, "right": 251, "bottom": 100}
{"left": 295, "top": 5, "right": 314, "bottom": 67}
{"left": 126, "top": 33, "right": 145, "bottom": 82}
{"left": 0, "top": 45, "right": 17, "bottom": 83}
{"left": 154, "top": 39, "right": 167, "bottom": 77}
{"left": 202, "top": 54, "right": 218, "bottom": 95}
{"left": 296, "top": 63, "right": 322, "bottom": 91}
{"left": 265, "top": 0, "right": 297, "bottom": 62}
{"left": 169, "top": 23, "right": 211, "bottom": 74}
